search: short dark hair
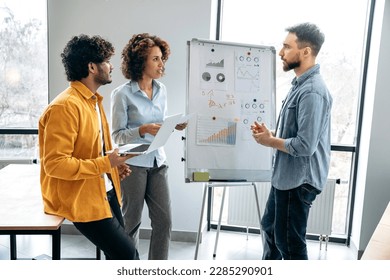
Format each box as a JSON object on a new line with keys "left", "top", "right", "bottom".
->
{"left": 286, "top": 22, "right": 325, "bottom": 56}
{"left": 121, "top": 33, "right": 170, "bottom": 81}
{"left": 61, "top": 34, "right": 114, "bottom": 81}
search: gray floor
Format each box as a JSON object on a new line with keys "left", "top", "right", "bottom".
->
{"left": 0, "top": 229, "right": 357, "bottom": 260}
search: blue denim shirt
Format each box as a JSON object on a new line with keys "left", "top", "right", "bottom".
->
{"left": 272, "top": 64, "right": 332, "bottom": 192}
{"left": 111, "top": 80, "right": 168, "bottom": 168}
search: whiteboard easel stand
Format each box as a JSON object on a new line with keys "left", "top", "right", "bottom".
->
{"left": 194, "top": 182, "right": 263, "bottom": 260}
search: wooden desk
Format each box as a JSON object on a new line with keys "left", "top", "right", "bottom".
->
{"left": 0, "top": 164, "right": 64, "bottom": 260}
{"left": 361, "top": 201, "right": 390, "bottom": 260}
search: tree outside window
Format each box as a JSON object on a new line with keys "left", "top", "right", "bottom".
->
{"left": 0, "top": 0, "right": 47, "bottom": 160}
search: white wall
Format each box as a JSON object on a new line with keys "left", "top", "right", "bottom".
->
{"left": 351, "top": 0, "right": 390, "bottom": 256}
{"left": 48, "top": 0, "right": 216, "bottom": 236}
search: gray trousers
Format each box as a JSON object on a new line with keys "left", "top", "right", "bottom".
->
{"left": 120, "top": 162, "right": 171, "bottom": 260}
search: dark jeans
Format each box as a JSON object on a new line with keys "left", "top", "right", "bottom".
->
{"left": 261, "top": 184, "right": 320, "bottom": 260}
{"left": 73, "top": 188, "right": 139, "bottom": 260}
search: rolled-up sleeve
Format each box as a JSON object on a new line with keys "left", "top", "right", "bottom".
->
{"left": 285, "top": 92, "right": 329, "bottom": 157}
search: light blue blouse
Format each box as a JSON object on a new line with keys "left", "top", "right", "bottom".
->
{"left": 111, "top": 80, "right": 168, "bottom": 167}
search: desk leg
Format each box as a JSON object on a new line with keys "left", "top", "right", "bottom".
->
{"left": 194, "top": 184, "right": 208, "bottom": 260}
{"left": 96, "top": 247, "right": 101, "bottom": 260}
{"left": 52, "top": 228, "right": 61, "bottom": 260}
{"left": 10, "top": 234, "right": 17, "bottom": 260}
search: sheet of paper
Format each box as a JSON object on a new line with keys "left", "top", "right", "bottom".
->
{"left": 178, "top": 113, "right": 195, "bottom": 124}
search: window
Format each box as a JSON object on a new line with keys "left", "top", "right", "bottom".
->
{"left": 0, "top": 0, "right": 47, "bottom": 162}
{"left": 216, "top": 0, "right": 371, "bottom": 239}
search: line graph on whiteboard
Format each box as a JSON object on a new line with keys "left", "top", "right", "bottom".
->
{"left": 235, "top": 51, "right": 261, "bottom": 93}
{"left": 196, "top": 115, "right": 237, "bottom": 146}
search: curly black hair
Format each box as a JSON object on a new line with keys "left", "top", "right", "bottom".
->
{"left": 121, "top": 33, "right": 170, "bottom": 81}
{"left": 61, "top": 34, "right": 115, "bottom": 81}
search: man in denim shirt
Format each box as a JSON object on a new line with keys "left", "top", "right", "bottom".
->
{"left": 252, "top": 23, "right": 332, "bottom": 260}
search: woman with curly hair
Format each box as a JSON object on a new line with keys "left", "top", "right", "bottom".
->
{"left": 111, "top": 33, "right": 186, "bottom": 260}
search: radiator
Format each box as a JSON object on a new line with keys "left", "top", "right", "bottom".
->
{"left": 227, "top": 182, "right": 271, "bottom": 228}
{"left": 227, "top": 180, "right": 336, "bottom": 237}
{"left": 307, "top": 179, "right": 336, "bottom": 236}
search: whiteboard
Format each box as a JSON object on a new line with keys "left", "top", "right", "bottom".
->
{"left": 185, "top": 39, "right": 276, "bottom": 182}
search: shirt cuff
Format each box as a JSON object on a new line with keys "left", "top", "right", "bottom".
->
{"left": 135, "top": 127, "right": 145, "bottom": 139}
{"left": 284, "top": 138, "right": 295, "bottom": 156}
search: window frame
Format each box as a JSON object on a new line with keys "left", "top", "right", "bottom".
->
{"left": 209, "top": 0, "right": 376, "bottom": 245}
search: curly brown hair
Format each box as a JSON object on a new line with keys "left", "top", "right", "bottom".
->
{"left": 61, "top": 34, "right": 114, "bottom": 81}
{"left": 121, "top": 33, "right": 170, "bottom": 81}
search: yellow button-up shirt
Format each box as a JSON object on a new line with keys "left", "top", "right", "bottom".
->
{"left": 39, "top": 81, "right": 121, "bottom": 222}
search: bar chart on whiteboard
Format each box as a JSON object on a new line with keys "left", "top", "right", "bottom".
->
{"left": 196, "top": 115, "right": 237, "bottom": 146}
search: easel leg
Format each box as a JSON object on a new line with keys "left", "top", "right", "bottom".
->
{"left": 213, "top": 186, "right": 226, "bottom": 258}
{"left": 252, "top": 183, "right": 264, "bottom": 246}
{"left": 194, "top": 184, "right": 208, "bottom": 260}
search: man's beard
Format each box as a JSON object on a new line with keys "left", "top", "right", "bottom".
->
{"left": 95, "top": 67, "right": 112, "bottom": 85}
{"left": 96, "top": 76, "right": 112, "bottom": 85}
{"left": 283, "top": 60, "right": 300, "bottom": 72}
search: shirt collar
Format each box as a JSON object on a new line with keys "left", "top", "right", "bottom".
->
{"left": 291, "top": 64, "right": 320, "bottom": 86}
{"left": 129, "top": 80, "right": 162, "bottom": 94}
{"left": 70, "top": 81, "right": 103, "bottom": 102}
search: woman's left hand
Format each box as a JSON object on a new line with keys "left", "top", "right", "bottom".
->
{"left": 117, "top": 163, "right": 132, "bottom": 180}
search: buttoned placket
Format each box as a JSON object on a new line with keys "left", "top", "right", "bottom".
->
{"left": 272, "top": 80, "right": 299, "bottom": 168}
{"left": 275, "top": 80, "right": 296, "bottom": 138}
{"left": 93, "top": 96, "right": 113, "bottom": 195}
